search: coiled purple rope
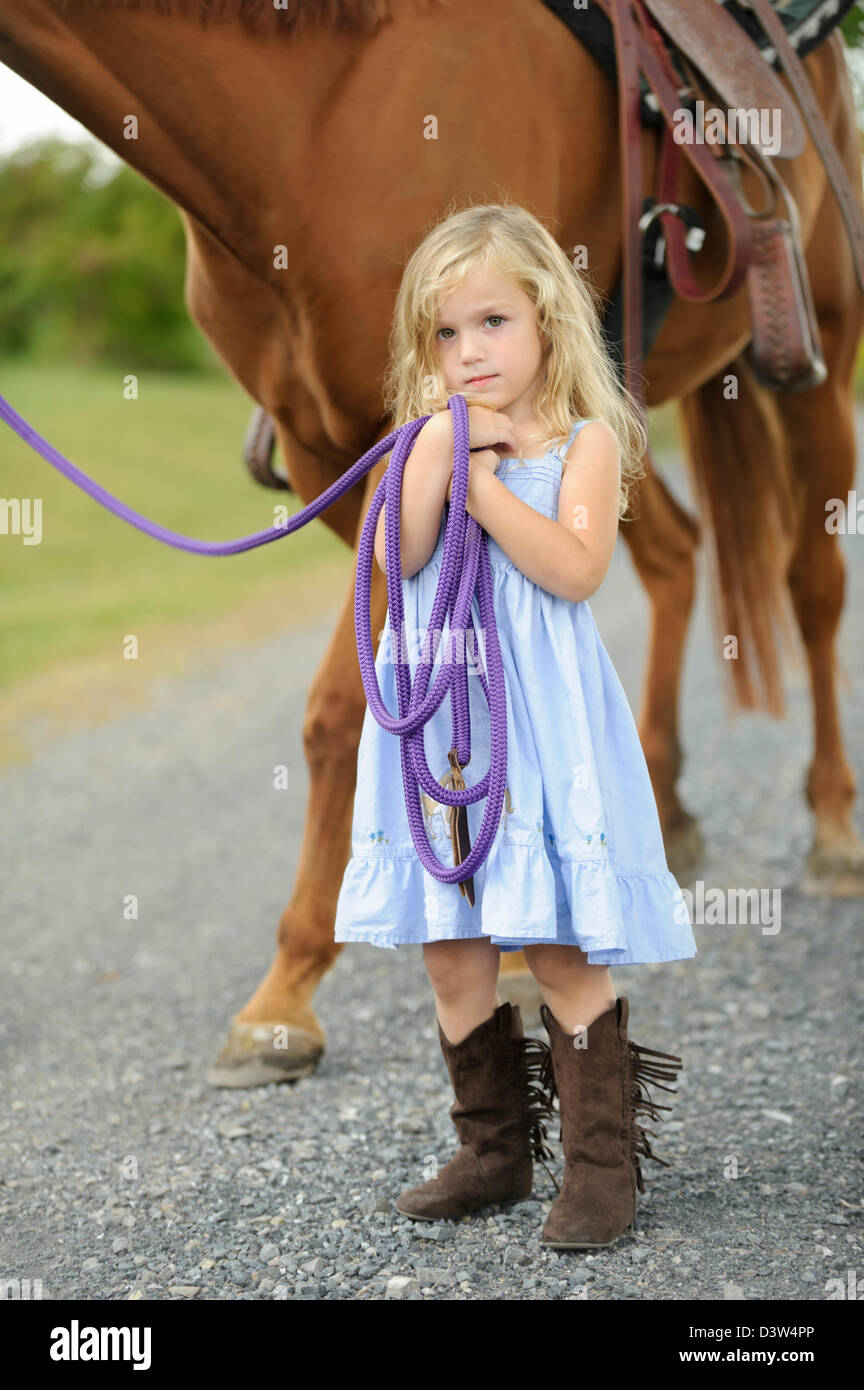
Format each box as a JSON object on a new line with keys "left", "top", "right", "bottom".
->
{"left": 0, "top": 388, "right": 506, "bottom": 888}
{"left": 354, "top": 393, "right": 507, "bottom": 890}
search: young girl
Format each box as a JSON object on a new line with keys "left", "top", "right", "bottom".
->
{"left": 334, "top": 201, "right": 696, "bottom": 1250}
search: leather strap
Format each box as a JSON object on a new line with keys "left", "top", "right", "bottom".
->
{"left": 597, "top": 0, "right": 753, "bottom": 410}
{"left": 242, "top": 403, "right": 289, "bottom": 490}
{"left": 605, "top": 0, "right": 645, "bottom": 410}
{"left": 640, "top": 0, "right": 805, "bottom": 157}
{"left": 743, "top": 0, "right": 864, "bottom": 295}
{"left": 630, "top": 0, "right": 754, "bottom": 308}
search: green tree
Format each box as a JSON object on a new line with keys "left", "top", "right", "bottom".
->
{"left": 0, "top": 136, "right": 217, "bottom": 370}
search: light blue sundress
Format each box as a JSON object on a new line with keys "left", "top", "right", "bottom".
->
{"left": 333, "top": 419, "right": 697, "bottom": 965}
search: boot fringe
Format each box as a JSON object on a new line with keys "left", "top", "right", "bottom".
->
{"left": 513, "top": 1035, "right": 561, "bottom": 1194}
{"left": 627, "top": 1039, "right": 683, "bottom": 1195}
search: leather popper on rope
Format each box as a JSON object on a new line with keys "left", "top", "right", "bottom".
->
{"left": 439, "top": 746, "right": 475, "bottom": 906}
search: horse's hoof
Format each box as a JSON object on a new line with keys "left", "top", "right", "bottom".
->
{"left": 801, "top": 833, "right": 864, "bottom": 898}
{"left": 664, "top": 812, "right": 705, "bottom": 884}
{"left": 496, "top": 971, "right": 542, "bottom": 1028}
{"left": 206, "top": 1018, "right": 324, "bottom": 1088}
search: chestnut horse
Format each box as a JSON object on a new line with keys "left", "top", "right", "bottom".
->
{"left": 2, "top": 1, "right": 862, "bottom": 1087}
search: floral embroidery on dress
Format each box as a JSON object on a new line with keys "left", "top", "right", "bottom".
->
{"left": 585, "top": 832, "right": 609, "bottom": 848}
{"left": 367, "top": 828, "right": 390, "bottom": 846}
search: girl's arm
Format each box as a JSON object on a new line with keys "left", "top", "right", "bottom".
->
{"left": 465, "top": 420, "right": 622, "bottom": 603}
{"left": 373, "top": 413, "right": 453, "bottom": 579}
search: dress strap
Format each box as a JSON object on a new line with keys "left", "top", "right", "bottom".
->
{"left": 554, "top": 417, "right": 595, "bottom": 465}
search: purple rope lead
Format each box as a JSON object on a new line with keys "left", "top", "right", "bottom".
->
{"left": 0, "top": 389, "right": 401, "bottom": 555}
{"left": 0, "top": 387, "right": 506, "bottom": 888}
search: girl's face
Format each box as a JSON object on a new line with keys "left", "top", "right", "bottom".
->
{"left": 432, "top": 264, "right": 547, "bottom": 419}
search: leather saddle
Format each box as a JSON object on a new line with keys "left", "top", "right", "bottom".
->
{"left": 242, "top": 0, "right": 864, "bottom": 487}
{"left": 585, "top": 0, "right": 864, "bottom": 417}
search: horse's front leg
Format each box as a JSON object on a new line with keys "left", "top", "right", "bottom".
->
{"left": 207, "top": 463, "right": 388, "bottom": 1086}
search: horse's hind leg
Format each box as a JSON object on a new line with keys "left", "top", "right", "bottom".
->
{"left": 781, "top": 255, "right": 864, "bottom": 894}
{"left": 620, "top": 457, "right": 704, "bottom": 880}
{"left": 207, "top": 461, "right": 389, "bottom": 1086}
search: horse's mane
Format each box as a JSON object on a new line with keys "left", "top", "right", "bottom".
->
{"left": 55, "top": 0, "right": 447, "bottom": 37}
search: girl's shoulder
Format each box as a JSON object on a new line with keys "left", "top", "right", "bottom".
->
{"left": 558, "top": 418, "right": 617, "bottom": 471}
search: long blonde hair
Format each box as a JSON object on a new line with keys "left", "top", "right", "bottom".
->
{"left": 379, "top": 199, "right": 648, "bottom": 519}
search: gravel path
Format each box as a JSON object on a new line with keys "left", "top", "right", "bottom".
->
{"left": 1, "top": 450, "right": 862, "bottom": 1302}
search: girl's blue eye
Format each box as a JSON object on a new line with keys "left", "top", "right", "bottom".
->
{"left": 437, "top": 315, "right": 506, "bottom": 340}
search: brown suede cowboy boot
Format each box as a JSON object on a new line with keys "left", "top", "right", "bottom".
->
{"left": 395, "top": 1001, "right": 559, "bottom": 1222}
{"left": 539, "top": 996, "right": 683, "bottom": 1249}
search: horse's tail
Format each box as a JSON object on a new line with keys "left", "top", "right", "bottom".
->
{"left": 676, "top": 353, "right": 802, "bottom": 718}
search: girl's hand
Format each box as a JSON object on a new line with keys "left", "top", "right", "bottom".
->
{"left": 430, "top": 401, "right": 516, "bottom": 456}
{"left": 445, "top": 447, "right": 501, "bottom": 504}
{"left": 463, "top": 403, "right": 516, "bottom": 455}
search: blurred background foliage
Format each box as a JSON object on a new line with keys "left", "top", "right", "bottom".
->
{"left": 0, "top": 137, "right": 216, "bottom": 369}
{"left": 841, "top": 0, "right": 864, "bottom": 49}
